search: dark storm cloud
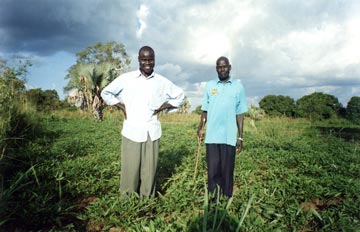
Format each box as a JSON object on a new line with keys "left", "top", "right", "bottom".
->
{"left": 0, "top": 0, "right": 138, "bottom": 55}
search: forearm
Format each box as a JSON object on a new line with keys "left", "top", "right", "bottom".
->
{"left": 159, "top": 102, "right": 174, "bottom": 111}
{"left": 115, "top": 102, "right": 125, "bottom": 111}
{"left": 153, "top": 102, "right": 175, "bottom": 115}
{"left": 196, "top": 111, "right": 207, "bottom": 142}
{"left": 114, "top": 103, "right": 127, "bottom": 119}
{"left": 236, "top": 114, "right": 245, "bottom": 139}
{"left": 198, "top": 112, "right": 207, "bottom": 131}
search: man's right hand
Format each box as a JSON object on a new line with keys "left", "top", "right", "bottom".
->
{"left": 197, "top": 113, "right": 207, "bottom": 144}
{"left": 197, "top": 129, "right": 204, "bottom": 143}
{"left": 115, "top": 103, "right": 127, "bottom": 119}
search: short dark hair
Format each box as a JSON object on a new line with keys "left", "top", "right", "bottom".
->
{"left": 216, "top": 56, "right": 230, "bottom": 65}
{"left": 139, "top": 46, "right": 155, "bottom": 56}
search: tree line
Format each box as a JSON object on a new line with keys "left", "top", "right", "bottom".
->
{"left": 257, "top": 93, "right": 360, "bottom": 124}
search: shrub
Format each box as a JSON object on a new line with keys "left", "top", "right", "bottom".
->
{"left": 346, "top": 96, "right": 360, "bottom": 125}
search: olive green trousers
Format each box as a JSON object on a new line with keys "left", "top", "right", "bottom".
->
{"left": 120, "top": 134, "right": 159, "bottom": 197}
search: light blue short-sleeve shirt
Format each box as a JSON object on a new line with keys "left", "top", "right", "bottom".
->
{"left": 201, "top": 78, "right": 247, "bottom": 146}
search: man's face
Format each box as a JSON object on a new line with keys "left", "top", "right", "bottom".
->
{"left": 138, "top": 49, "right": 155, "bottom": 77}
{"left": 216, "top": 59, "right": 231, "bottom": 81}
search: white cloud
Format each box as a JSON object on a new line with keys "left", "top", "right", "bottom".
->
{"left": 183, "top": 0, "right": 261, "bottom": 64}
{"left": 136, "top": 4, "right": 150, "bottom": 39}
{"left": 187, "top": 32, "right": 231, "bottom": 65}
{"left": 341, "top": 17, "right": 360, "bottom": 65}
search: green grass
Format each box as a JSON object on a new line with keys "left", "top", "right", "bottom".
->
{"left": 1, "top": 112, "right": 359, "bottom": 231}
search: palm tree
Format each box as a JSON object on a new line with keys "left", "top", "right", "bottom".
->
{"left": 90, "top": 62, "right": 117, "bottom": 120}
{"left": 64, "top": 62, "right": 118, "bottom": 120}
{"left": 178, "top": 96, "right": 190, "bottom": 113}
{"left": 65, "top": 41, "right": 130, "bottom": 120}
{"left": 246, "top": 105, "right": 265, "bottom": 128}
{"left": 64, "top": 63, "right": 93, "bottom": 110}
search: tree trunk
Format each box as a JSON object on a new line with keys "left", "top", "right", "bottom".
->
{"left": 92, "top": 95, "right": 103, "bottom": 121}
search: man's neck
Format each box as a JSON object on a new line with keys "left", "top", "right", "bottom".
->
{"left": 140, "top": 69, "right": 154, "bottom": 78}
{"left": 219, "top": 77, "right": 230, "bottom": 82}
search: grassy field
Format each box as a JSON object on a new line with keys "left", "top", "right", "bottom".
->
{"left": 1, "top": 111, "right": 359, "bottom": 231}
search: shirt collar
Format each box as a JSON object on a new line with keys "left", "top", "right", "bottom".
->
{"left": 137, "top": 69, "right": 155, "bottom": 79}
{"left": 217, "top": 77, "right": 232, "bottom": 84}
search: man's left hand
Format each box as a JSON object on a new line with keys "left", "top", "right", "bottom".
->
{"left": 153, "top": 109, "right": 161, "bottom": 115}
{"left": 153, "top": 103, "right": 174, "bottom": 115}
{"left": 236, "top": 140, "right": 243, "bottom": 154}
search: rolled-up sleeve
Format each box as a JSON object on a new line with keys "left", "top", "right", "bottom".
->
{"left": 101, "top": 76, "right": 124, "bottom": 105}
{"left": 166, "top": 81, "right": 185, "bottom": 108}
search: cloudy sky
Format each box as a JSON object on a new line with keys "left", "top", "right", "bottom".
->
{"left": 1, "top": 0, "right": 359, "bottom": 110}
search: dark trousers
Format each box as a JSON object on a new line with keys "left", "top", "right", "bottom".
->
{"left": 206, "top": 144, "right": 236, "bottom": 197}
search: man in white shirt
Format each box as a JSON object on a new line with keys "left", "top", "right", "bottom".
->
{"left": 101, "top": 46, "right": 185, "bottom": 197}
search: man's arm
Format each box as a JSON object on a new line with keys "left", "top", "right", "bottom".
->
{"left": 197, "top": 111, "right": 207, "bottom": 143}
{"left": 153, "top": 102, "right": 176, "bottom": 115}
{"left": 115, "top": 103, "right": 127, "bottom": 119}
{"left": 160, "top": 80, "right": 185, "bottom": 113}
{"left": 153, "top": 79, "right": 185, "bottom": 115}
{"left": 236, "top": 114, "right": 245, "bottom": 153}
{"left": 101, "top": 75, "right": 124, "bottom": 106}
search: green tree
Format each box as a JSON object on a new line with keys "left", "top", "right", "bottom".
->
{"left": 26, "top": 88, "right": 62, "bottom": 112}
{"left": 346, "top": 96, "right": 360, "bottom": 124}
{"left": 0, "top": 58, "right": 30, "bottom": 124}
{"left": 295, "top": 92, "right": 342, "bottom": 120}
{"left": 0, "top": 60, "right": 27, "bottom": 97}
{"left": 42, "top": 90, "right": 62, "bottom": 110}
{"left": 192, "top": 105, "right": 203, "bottom": 115}
{"left": 259, "top": 95, "right": 295, "bottom": 117}
{"left": 76, "top": 41, "right": 130, "bottom": 68}
{"left": 64, "top": 41, "right": 131, "bottom": 120}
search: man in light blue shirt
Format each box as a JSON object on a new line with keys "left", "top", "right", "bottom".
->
{"left": 101, "top": 46, "right": 184, "bottom": 197}
{"left": 197, "top": 56, "right": 247, "bottom": 197}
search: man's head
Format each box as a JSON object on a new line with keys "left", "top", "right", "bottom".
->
{"left": 138, "top": 46, "right": 155, "bottom": 77}
{"left": 216, "top": 56, "right": 231, "bottom": 82}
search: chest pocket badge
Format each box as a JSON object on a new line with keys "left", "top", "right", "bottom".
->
{"left": 211, "top": 88, "right": 218, "bottom": 95}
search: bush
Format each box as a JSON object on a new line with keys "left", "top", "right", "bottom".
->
{"left": 295, "top": 92, "right": 342, "bottom": 120}
{"left": 346, "top": 96, "right": 360, "bottom": 125}
{"left": 259, "top": 95, "right": 295, "bottom": 117}
{"left": 0, "top": 61, "right": 43, "bottom": 226}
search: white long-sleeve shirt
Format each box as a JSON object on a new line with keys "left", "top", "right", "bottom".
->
{"left": 101, "top": 70, "right": 185, "bottom": 142}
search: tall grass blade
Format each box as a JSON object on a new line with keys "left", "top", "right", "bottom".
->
{"left": 215, "top": 196, "right": 233, "bottom": 231}
{"left": 235, "top": 194, "right": 255, "bottom": 232}
{"left": 212, "top": 185, "right": 220, "bottom": 230}
{"left": 29, "top": 165, "right": 40, "bottom": 186}
{"left": 310, "top": 208, "right": 323, "bottom": 221}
